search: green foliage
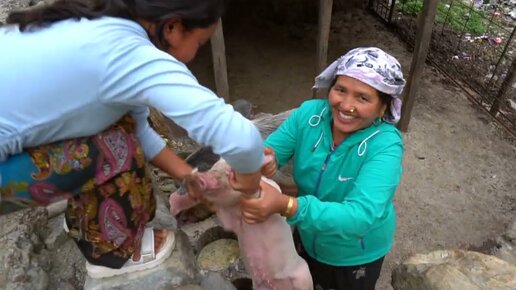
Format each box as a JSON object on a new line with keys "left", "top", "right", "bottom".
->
{"left": 398, "top": 0, "right": 424, "bottom": 15}
{"left": 397, "top": 0, "right": 487, "bottom": 35}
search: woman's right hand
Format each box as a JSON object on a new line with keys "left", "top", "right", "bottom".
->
{"left": 183, "top": 173, "right": 203, "bottom": 201}
{"left": 261, "top": 147, "right": 277, "bottom": 178}
{"left": 184, "top": 173, "right": 217, "bottom": 212}
{"left": 240, "top": 179, "right": 291, "bottom": 224}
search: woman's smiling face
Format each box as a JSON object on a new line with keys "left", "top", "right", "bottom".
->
{"left": 328, "top": 75, "right": 387, "bottom": 142}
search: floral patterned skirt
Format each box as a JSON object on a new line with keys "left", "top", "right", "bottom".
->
{"left": 0, "top": 116, "right": 156, "bottom": 268}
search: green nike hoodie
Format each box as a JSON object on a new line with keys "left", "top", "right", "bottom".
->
{"left": 264, "top": 99, "right": 403, "bottom": 266}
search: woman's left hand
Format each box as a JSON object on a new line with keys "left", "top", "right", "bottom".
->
{"left": 240, "top": 179, "right": 289, "bottom": 224}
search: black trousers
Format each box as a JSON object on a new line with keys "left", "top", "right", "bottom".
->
{"left": 295, "top": 232, "right": 384, "bottom": 290}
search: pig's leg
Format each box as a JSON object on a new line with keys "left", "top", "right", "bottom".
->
{"left": 215, "top": 206, "right": 242, "bottom": 234}
{"left": 290, "top": 260, "right": 313, "bottom": 290}
{"left": 180, "top": 203, "right": 214, "bottom": 223}
{"left": 255, "top": 278, "right": 296, "bottom": 290}
{"left": 253, "top": 284, "right": 270, "bottom": 290}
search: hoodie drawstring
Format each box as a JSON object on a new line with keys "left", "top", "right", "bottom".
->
{"left": 311, "top": 131, "right": 324, "bottom": 152}
{"left": 308, "top": 106, "right": 381, "bottom": 156}
{"left": 357, "top": 130, "right": 380, "bottom": 156}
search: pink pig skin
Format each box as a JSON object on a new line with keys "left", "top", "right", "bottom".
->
{"left": 169, "top": 191, "right": 200, "bottom": 217}
{"left": 169, "top": 159, "right": 313, "bottom": 290}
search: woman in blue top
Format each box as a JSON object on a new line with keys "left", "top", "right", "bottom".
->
{"left": 243, "top": 47, "right": 406, "bottom": 290}
{"left": 0, "top": 0, "right": 264, "bottom": 277}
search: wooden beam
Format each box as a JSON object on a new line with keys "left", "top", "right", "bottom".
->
{"left": 210, "top": 18, "right": 230, "bottom": 102}
{"left": 398, "top": 0, "right": 439, "bottom": 132}
{"left": 316, "top": 0, "right": 333, "bottom": 75}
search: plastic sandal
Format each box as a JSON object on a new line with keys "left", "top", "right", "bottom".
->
{"left": 64, "top": 221, "right": 175, "bottom": 278}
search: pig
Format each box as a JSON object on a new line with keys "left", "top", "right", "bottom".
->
{"left": 169, "top": 159, "right": 313, "bottom": 290}
{"left": 172, "top": 108, "right": 297, "bottom": 225}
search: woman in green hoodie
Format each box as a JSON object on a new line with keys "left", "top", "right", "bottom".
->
{"left": 242, "top": 47, "right": 406, "bottom": 290}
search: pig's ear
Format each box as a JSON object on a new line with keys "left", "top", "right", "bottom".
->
{"left": 184, "top": 174, "right": 203, "bottom": 197}
{"left": 185, "top": 173, "right": 216, "bottom": 198}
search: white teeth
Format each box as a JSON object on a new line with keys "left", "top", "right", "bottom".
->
{"left": 339, "top": 111, "right": 355, "bottom": 120}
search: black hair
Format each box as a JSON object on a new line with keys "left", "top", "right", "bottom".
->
{"left": 6, "top": 0, "right": 225, "bottom": 48}
{"left": 378, "top": 91, "right": 392, "bottom": 117}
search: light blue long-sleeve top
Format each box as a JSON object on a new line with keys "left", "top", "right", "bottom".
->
{"left": 0, "top": 17, "right": 264, "bottom": 173}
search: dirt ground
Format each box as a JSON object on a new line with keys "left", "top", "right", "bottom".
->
{"left": 189, "top": 3, "right": 516, "bottom": 290}
{"left": 1, "top": 1, "right": 514, "bottom": 289}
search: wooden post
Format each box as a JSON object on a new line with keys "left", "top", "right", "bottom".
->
{"left": 368, "top": 0, "right": 375, "bottom": 9}
{"left": 397, "top": 0, "right": 439, "bottom": 132}
{"left": 316, "top": 0, "right": 333, "bottom": 75}
{"left": 313, "top": 0, "right": 333, "bottom": 99}
{"left": 490, "top": 57, "right": 516, "bottom": 115}
{"left": 210, "top": 18, "right": 230, "bottom": 102}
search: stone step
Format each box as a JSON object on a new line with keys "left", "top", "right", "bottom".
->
{"left": 84, "top": 230, "right": 199, "bottom": 290}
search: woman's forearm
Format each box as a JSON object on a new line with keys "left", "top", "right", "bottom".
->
{"left": 150, "top": 146, "right": 193, "bottom": 181}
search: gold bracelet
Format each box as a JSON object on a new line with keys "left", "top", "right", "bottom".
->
{"left": 283, "top": 197, "right": 294, "bottom": 217}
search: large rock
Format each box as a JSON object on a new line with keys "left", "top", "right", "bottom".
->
{"left": 493, "top": 219, "right": 516, "bottom": 265}
{"left": 507, "top": 220, "right": 516, "bottom": 241}
{"left": 0, "top": 208, "right": 51, "bottom": 290}
{"left": 42, "top": 213, "right": 67, "bottom": 250}
{"left": 172, "top": 285, "right": 203, "bottom": 290}
{"left": 494, "top": 236, "right": 516, "bottom": 265}
{"left": 392, "top": 250, "right": 516, "bottom": 290}
{"left": 0, "top": 0, "right": 55, "bottom": 24}
{"left": 41, "top": 212, "right": 86, "bottom": 289}
{"left": 200, "top": 272, "right": 237, "bottom": 290}
{"left": 252, "top": 109, "right": 293, "bottom": 139}
{"left": 84, "top": 230, "right": 199, "bottom": 290}
{"left": 0, "top": 0, "right": 31, "bottom": 23}
{"left": 46, "top": 238, "right": 86, "bottom": 290}
{"left": 147, "top": 180, "right": 179, "bottom": 231}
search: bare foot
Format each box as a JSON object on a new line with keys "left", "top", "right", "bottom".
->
{"left": 153, "top": 229, "right": 168, "bottom": 253}
{"left": 132, "top": 229, "right": 168, "bottom": 261}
